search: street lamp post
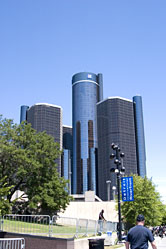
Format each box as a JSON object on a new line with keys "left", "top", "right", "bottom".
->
{"left": 106, "top": 180, "right": 111, "bottom": 201}
{"left": 110, "top": 143, "right": 125, "bottom": 242}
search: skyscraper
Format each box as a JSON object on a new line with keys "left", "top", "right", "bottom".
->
{"left": 20, "top": 103, "right": 63, "bottom": 175}
{"left": 20, "top": 105, "right": 29, "bottom": 123}
{"left": 72, "top": 72, "right": 103, "bottom": 194}
{"left": 62, "top": 125, "right": 73, "bottom": 193}
{"left": 63, "top": 125, "right": 73, "bottom": 152}
{"left": 97, "top": 96, "right": 146, "bottom": 201}
{"left": 133, "top": 95, "right": 146, "bottom": 177}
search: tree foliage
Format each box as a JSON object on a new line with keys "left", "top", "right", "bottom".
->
{"left": 0, "top": 116, "right": 72, "bottom": 215}
{"left": 161, "top": 205, "right": 166, "bottom": 225}
{"left": 0, "top": 177, "right": 13, "bottom": 215}
{"left": 121, "top": 175, "right": 164, "bottom": 227}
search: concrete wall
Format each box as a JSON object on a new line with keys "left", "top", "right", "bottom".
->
{"left": 0, "top": 232, "right": 74, "bottom": 249}
{"left": 58, "top": 201, "right": 118, "bottom": 222}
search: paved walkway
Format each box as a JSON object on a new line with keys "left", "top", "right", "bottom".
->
{"left": 116, "top": 236, "right": 165, "bottom": 249}
{"left": 155, "top": 236, "right": 166, "bottom": 248}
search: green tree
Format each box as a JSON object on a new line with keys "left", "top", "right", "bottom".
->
{"left": 0, "top": 177, "right": 13, "bottom": 215}
{"left": 161, "top": 205, "right": 166, "bottom": 225}
{"left": 0, "top": 116, "right": 72, "bottom": 215}
{"left": 121, "top": 175, "right": 164, "bottom": 227}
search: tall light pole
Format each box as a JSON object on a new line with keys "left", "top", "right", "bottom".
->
{"left": 106, "top": 180, "right": 111, "bottom": 201}
{"left": 110, "top": 143, "right": 125, "bottom": 242}
{"left": 112, "top": 186, "right": 116, "bottom": 201}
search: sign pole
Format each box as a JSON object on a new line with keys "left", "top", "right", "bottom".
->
{"left": 115, "top": 147, "right": 122, "bottom": 242}
{"left": 117, "top": 173, "right": 122, "bottom": 242}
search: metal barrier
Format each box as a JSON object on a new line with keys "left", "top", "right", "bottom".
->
{"left": 0, "top": 238, "right": 25, "bottom": 249}
{"left": 52, "top": 216, "right": 77, "bottom": 238}
{"left": 105, "top": 221, "right": 117, "bottom": 232}
{"left": 1, "top": 215, "right": 118, "bottom": 238}
{"left": 87, "top": 219, "right": 98, "bottom": 236}
{"left": 77, "top": 218, "right": 88, "bottom": 237}
{"left": 96, "top": 220, "right": 117, "bottom": 234}
{"left": 3, "top": 215, "right": 51, "bottom": 236}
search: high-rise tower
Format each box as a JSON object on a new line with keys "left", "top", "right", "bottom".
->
{"left": 20, "top": 103, "right": 63, "bottom": 175}
{"left": 20, "top": 105, "right": 29, "bottom": 123}
{"left": 72, "top": 72, "right": 103, "bottom": 194}
{"left": 62, "top": 125, "right": 73, "bottom": 194}
{"left": 133, "top": 95, "right": 146, "bottom": 177}
{"left": 97, "top": 96, "right": 146, "bottom": 201}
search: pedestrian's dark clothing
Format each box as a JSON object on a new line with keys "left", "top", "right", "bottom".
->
{"left": 126, "top": 225, "right": 155, "bottom": 249}
{"left": 99, "top": 210, "right": 105, "bottom": 220}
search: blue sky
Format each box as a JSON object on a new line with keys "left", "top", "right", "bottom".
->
{"left": 0, "top": 1, "right": 166, "bottom": 203}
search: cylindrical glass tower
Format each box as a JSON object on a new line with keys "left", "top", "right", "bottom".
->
{"left": 72, "top": 72, "right": 103, "bottom": 194}
{"left": 133, "top": 95, "right": 146, "bottom": 177}
{"left": 20, "top": 105, "right": 29, "bottom": 123}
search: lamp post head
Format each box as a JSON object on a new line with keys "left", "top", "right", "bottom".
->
{"left": 110, "top": 153, "right": 115, "bottom": 159}
{"left": 111, "top": 143, "right": 118, "bottom": 150}
{"left": 114, "top": 159, "right": 119, "bottom": 165}
{"left": 121, "top": 166, "right": 125, "bottom": 172}
{"left": 120, "top": 152, "right": 125, "bottom": 158}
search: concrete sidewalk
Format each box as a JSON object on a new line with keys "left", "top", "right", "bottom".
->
{"left": 155, "top": 236, "right": 166, "bottom": 248}
{"left": 148, "top": 236, "right": 161, "bottom": 248}
{"left": 116, "top": 236, "right": 163, "bottom": 249}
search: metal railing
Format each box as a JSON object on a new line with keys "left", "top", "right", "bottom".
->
{"left": 1, "top": 215, "right": 118, "bottom": 238}
{"left": 0, "top": 238, "right": 25, "bottom": 249}
{"left": 52, "top": 216, "right": 77, "bottom": 238}
{"left": 2, "top": 215, "right": 51, "bottom": 236}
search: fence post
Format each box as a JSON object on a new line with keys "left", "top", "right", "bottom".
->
{"left": 95, "top": 220, "right": 98, "bottom": 236}
{"left": 75, "top": 218, "right": 79, "bottom": 238}
{"left": 1, "top": 216, "right": 4, "bottom": 231}
{"left": 85, "top": 219, "right": 88, "bottom": 236}
{"left": 0, "top": 216, "right": 1, "bottom": 231}
{"left": 49, "top": 217, "right": 52, "bottom": 237}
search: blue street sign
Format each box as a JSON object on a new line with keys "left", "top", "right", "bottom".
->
{"left": 121, "top": 176, "right": 134, "bottom": 202}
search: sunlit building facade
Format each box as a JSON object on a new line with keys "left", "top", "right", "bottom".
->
{"left": 20, "top": 103, "right": 63, "bottom": 175}
{"left": 133, "top": 95, "right": 146, "bottom": 177}
{"left": 72, "top": 72, "right": 103, "bottom": 194}
{"left": 97, "top": 96, "right": 146, "bottom": 200}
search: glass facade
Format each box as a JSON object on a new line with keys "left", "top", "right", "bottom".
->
{"left": 63, "top": 125, "right": 73, "bottom": 192}
{"left": 63, "top": 126, "right": 73, "bottom": 152}
{"left": 20, "top": 105, "right": 29, "bottom": 123}
{"left": 26, "top": 103, "right": 63, "bottom": 175}
{"left": 63, "top": 149, "right": 72, "bottom": 194}
{"left": 133, "top": 95, "right": 146, "bottom": 177}
{"left": 97, "top": 97, "right": 138, "bottom": 200}
{"left": 72, "top": 72, "right": 103, "bottom": 194}
{"left": 89, "top": 148, "right": 96, "bottom": 191}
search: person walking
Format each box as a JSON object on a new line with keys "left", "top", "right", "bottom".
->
{"left": 99, "top": 209, "right": 106, "bottom": 221}
{"left": 125, "top": 214, "right": 157, "bottom": 249}
{"left": 98, "top": 209, "right": 106, "bottom": 234}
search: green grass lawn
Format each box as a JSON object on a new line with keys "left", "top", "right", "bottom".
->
{"left": 2, "top": 219, "right": 124, "bottom": 246}
{"left": 2, "top": 218, "right": 120, "bottom": 242}
{"left": 2, "top": 219, "right": 94, "bottom": 238}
